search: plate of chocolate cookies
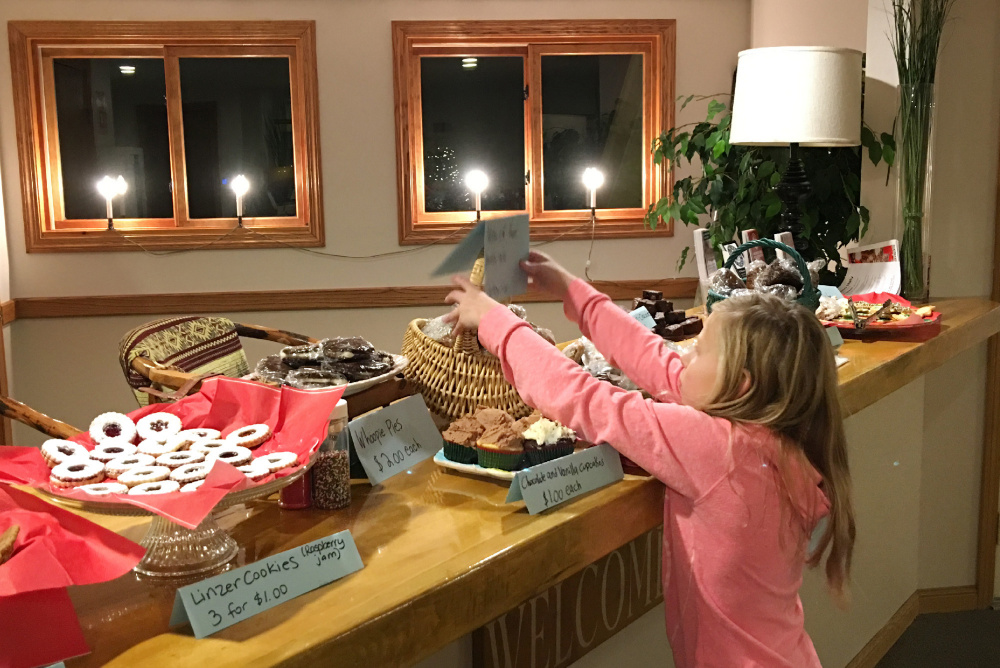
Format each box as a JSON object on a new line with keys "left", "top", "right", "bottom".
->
{"left": 253, "top": 336, "right": 407, "bottom": 397}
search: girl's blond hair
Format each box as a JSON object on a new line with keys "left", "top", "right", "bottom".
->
{"left": 707, "top": 293, "right": 855, "bottom": 596}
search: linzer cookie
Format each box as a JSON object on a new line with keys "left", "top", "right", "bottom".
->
{"left": 0, "top": 525, "right": 19, "bottom": 564}
{"left": 40, "top": 439, "right": 89, "bottom": 468}
{"left": 226, "top": 424, "right": 272, "bottom": 449}
{"left": 50, "top": 458, "right": 106, "bottom": 488}
{"left": 136, "top": 412, "right": 182, "bottom": 442}
{"left": 89, "top": 412, "right": 137, "bottom": 444}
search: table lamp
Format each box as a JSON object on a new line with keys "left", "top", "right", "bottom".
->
{"left": 729, "top": 46, "right": 862, "bottom": 252}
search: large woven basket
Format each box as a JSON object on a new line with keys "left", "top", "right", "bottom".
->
{"left": 402, "top": 320, "right": 532, "bottom": 422}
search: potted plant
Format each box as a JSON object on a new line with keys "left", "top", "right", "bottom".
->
{"left": 646, "top": 96, "right": 894, "bottom": 285}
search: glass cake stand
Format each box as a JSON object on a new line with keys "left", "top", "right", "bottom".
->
{"left": 40, "top": 458, "right": 314, "bottom": 578}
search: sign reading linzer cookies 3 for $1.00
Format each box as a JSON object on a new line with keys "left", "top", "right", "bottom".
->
{"left": 348, "top": 394, "right": 442, "bottom": 485}
{"left": 169, "top": 531, "right": 363, "bottom": 638}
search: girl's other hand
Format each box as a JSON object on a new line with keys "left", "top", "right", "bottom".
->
{"left": 442, "top": 275, "right": 501, "bottom": 337}
{"left": 520, "top": 250, "right": 577, "bottom": 300}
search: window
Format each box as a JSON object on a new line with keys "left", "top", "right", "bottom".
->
{"left": 392, "top": 20, "right": 675, "bottom": 244}
{"left": 10, "top": 22, "right": 322, "bottom": 252}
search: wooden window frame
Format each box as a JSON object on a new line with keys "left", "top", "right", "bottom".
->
{"left": 9, "top": 21, "right": 324, "bottom": 253}
{"left": 392, "top": 19, "right": 675, "bottom": 245}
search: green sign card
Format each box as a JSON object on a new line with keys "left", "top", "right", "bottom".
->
{"left": 506, "top": 443, "right": 625, "bottom": 514}
{"left": 348, "top": 394, "right": 442, "bottom": 485}
{"left": 169, "top": 530, "right": 363, "bottom": 638}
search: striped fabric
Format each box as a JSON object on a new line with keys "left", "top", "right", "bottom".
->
{"left": 118, "top": 316, "right": 249, "bottom": 406}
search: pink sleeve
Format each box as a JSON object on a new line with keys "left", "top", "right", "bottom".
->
{"left": 479, "top": 305, "right": 732, "bottom": 500}
{"left": 563, "top": 279, "right": 684, "bottom": 402}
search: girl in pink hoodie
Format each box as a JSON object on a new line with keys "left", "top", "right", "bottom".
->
{"left": 443, "top": 250, "right": 855, "bottom": 668}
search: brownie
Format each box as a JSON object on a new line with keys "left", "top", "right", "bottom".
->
{"left": 681, "top": 317, "right": 704, "bottom": 336}
{"left": 642, "top": 290, "right": 663, "bottom": 301}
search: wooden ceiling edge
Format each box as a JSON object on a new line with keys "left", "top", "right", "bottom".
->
{"left": 4, "top": 278, "right": 699, "bottom": 322}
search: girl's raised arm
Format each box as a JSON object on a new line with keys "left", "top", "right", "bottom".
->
{"left": 479, "top": 305, "right": 730, "bottom": 500}
{"left": 563, "top": 280, "right": 684, "bottom": 403}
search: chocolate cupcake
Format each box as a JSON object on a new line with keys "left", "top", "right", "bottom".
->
{"left": 441, "top": 415, "right": 483, "bottom": 464}
{"left": 475, "top": 425, "right": 524, "bottom": 471}
{"left": 521, "top": 418, "right": 577, "bottom": 466}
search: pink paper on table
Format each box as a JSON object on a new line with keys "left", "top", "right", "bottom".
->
{"left": 0, "top": 377, "right": 344, "bottom": 529}
{"left": 0, "top": 484, "right": 145, "bottom": 596}
{"left": 0, "top": 587, "right": 89, "bottom": 668}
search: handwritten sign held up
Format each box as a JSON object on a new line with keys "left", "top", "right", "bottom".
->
{"left": 169, "top": 530, "right": 363, "bottom": 638}
{"left": 484, "top": 214, "right": 530, "bottom": 301}
{"left": 506, "top": 443, "right": 624, "bottom": 514}
{"left": 348, "top": 394, "right": 441, "bottom": 485}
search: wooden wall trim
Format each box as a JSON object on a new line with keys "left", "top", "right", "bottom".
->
{"left": 845, "top": 591, "right": 919, "bottom": 668}
{"left": 4, "top": 278, "right": 699, "bottom": 321}
{"left": 917, "top": 585, "right": 978, "bottom": 614}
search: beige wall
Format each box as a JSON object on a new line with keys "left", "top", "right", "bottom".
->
{"left": 750, "top": 0, "right": 867, "bottom": 51}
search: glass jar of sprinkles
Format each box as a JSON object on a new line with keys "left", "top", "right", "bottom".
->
{"left": 312, "top": 399, "right": 351, "bottom": 509}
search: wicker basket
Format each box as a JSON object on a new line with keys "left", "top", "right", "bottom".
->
{"left": 402, "top": 256, "right": 532, "bottom": 422}
{"left": 402, "top": 320, "right": 532, "bottom": 422}
{"left": 706, "top": 238, "right": 821, "bottom": 314}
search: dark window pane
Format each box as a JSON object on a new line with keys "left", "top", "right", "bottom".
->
{"left": 179, "top": 57, "right": 295, "bottom": 219}
{"left": 541, "top": 54, "right": 644, "bottom": 210}
{"left": 421, "top": 56, "right": 526, "bottom": 213}
{"left": 53, "top": 58, "right": 173, "bottom": 219}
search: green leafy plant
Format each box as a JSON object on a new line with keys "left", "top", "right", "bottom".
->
{"left": 646, "top": 96, "right": 895, "bottom": 285}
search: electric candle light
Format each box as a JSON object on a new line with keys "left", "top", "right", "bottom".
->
{"left": 231, "top": 174, "right": 250, "bottom": 227}
{"left": 582, "top": 167, "right": 604, "bottom": 210}
{"left": 465, "top": 170, "right": 488, "bottom": 222}
{"left": 97, "top": 175, "right": 126, "bottom": 229}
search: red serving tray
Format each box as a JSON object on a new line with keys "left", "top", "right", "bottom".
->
{"left": 822, "top": 292, "right": 941, "bottom": 341}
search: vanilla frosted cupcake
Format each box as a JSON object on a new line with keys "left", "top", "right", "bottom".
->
{"left": 521, "top": 418, "right": 576, "bottom": 466}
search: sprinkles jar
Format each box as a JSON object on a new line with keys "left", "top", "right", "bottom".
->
{"left": 312, "top": 399, "right": 351, "bottom": 510}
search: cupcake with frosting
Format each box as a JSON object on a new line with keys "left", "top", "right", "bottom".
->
{"left": 475, "top": 424, "right": 524, "bottom": 471}
{"left": 521, "top": 418, "right": 577, "bottom": 466}
{"left": 441, "top": 415, "right": 483, "bottom": 464}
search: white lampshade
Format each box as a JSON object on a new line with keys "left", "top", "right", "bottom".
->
{"left": 729, "top": 47, "right": 863, "bottom": 147}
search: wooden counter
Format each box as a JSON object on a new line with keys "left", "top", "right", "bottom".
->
{"left": 55, "top": 298, "right": 1000, "bottom": 667}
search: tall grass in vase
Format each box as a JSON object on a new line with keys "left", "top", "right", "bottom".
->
{"left": 889, "top": 0, "right": 956, "bottom": 301}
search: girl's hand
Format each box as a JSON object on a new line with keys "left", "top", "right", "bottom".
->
{"left": 442, "top": 275, "right": 501, "bottom": 336}
{"left": 520, "top": 250, "right": 577, "bottom": 300}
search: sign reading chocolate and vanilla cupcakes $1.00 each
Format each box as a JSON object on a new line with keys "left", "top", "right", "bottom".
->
{"left": 506, "top": 443, "right": 625, "bottom": 514}
{"left": 348, "top": 394, "right": 442, "bottom": 485}
{"left": 169, "top": 531, "right": 363, "bottom": 638}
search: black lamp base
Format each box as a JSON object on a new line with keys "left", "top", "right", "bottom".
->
{"left": 775, "top": 142, "right": 811, "bottom": 253}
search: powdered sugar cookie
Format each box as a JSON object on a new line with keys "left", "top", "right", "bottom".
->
{"left": 163, "top": 433, "right": 204, "bottom": 452}
{"left": 50, "top": 458, "right": 105, "bottom": 488}
{"left": 78, "top": 482, "right": 129, "bottom": 496}
{"left": 156, "top": 450, "right": 205, "bottom": 469}
{"left": 104, "top": 453, "right": 155, "bottom": 479}
{"left": 226, "top": 424, "right": 272, "bottom": 449}
{"left": 206, "top": 445, "right": 253, "bottom": 467}
{"left": 40, "top": 439, "right": 90, "bottom": 468}
{"left": 190, "top": 439, "right": 231, "bottom": 454}
{"left": 89, "top": 412, "right": 137, "bottom": 444}
{"left": 180, "top": 480, "right": 205, "bottom": 492}
{"left": 90, "top": 440, "right": 137, "bottom": 463}
{"left": 254, "top": 451, "right": 299, "bottom": 473}
{"left": 178, "top": 428, "right": 221, "bottom": 441}
{"left": 118, "top": 465, "right": 170, "bottom": 488}
{"left": 170, "top": 461, "right": 213, "bottom": 484}
{"left": 137, "top": 437, "right": 182, "bottom": 457}
{"left": 236, "top": 464, "right": 269, "bottom": 481}
{"left": 128, "top": 480, "right": 180, "bottom": 495}
{"left": 136, "top": 412, "right": 182, "bottom": 442}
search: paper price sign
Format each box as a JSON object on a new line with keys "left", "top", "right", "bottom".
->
{"left": 348, "top": 394, "right": 441, "bottom": 485}
{"left": 484, "top": 214, "right": 530, "bottom": 301}
{"left": 506, "top": 443, "right": 624, "bottom": 514}
{"left": 169, "top": 530, "right": 363, "bottom": 638}
{"left": 629, "top": 307, "right": 656, "bottom": 329}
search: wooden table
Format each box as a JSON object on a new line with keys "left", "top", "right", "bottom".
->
{"left": 53, "top": 298, "right": 1000, "bottom": 667}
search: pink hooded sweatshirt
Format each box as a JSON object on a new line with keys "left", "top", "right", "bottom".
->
{"left": 478, "top": 280, "right": 830, "bottom": 668}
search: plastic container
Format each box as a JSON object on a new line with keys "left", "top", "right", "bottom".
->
{"left": 278, "top": 468, "right": 313, "bottom": 509}
{"left": 312, "top": 399, "right": 352, "bottom": 509}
